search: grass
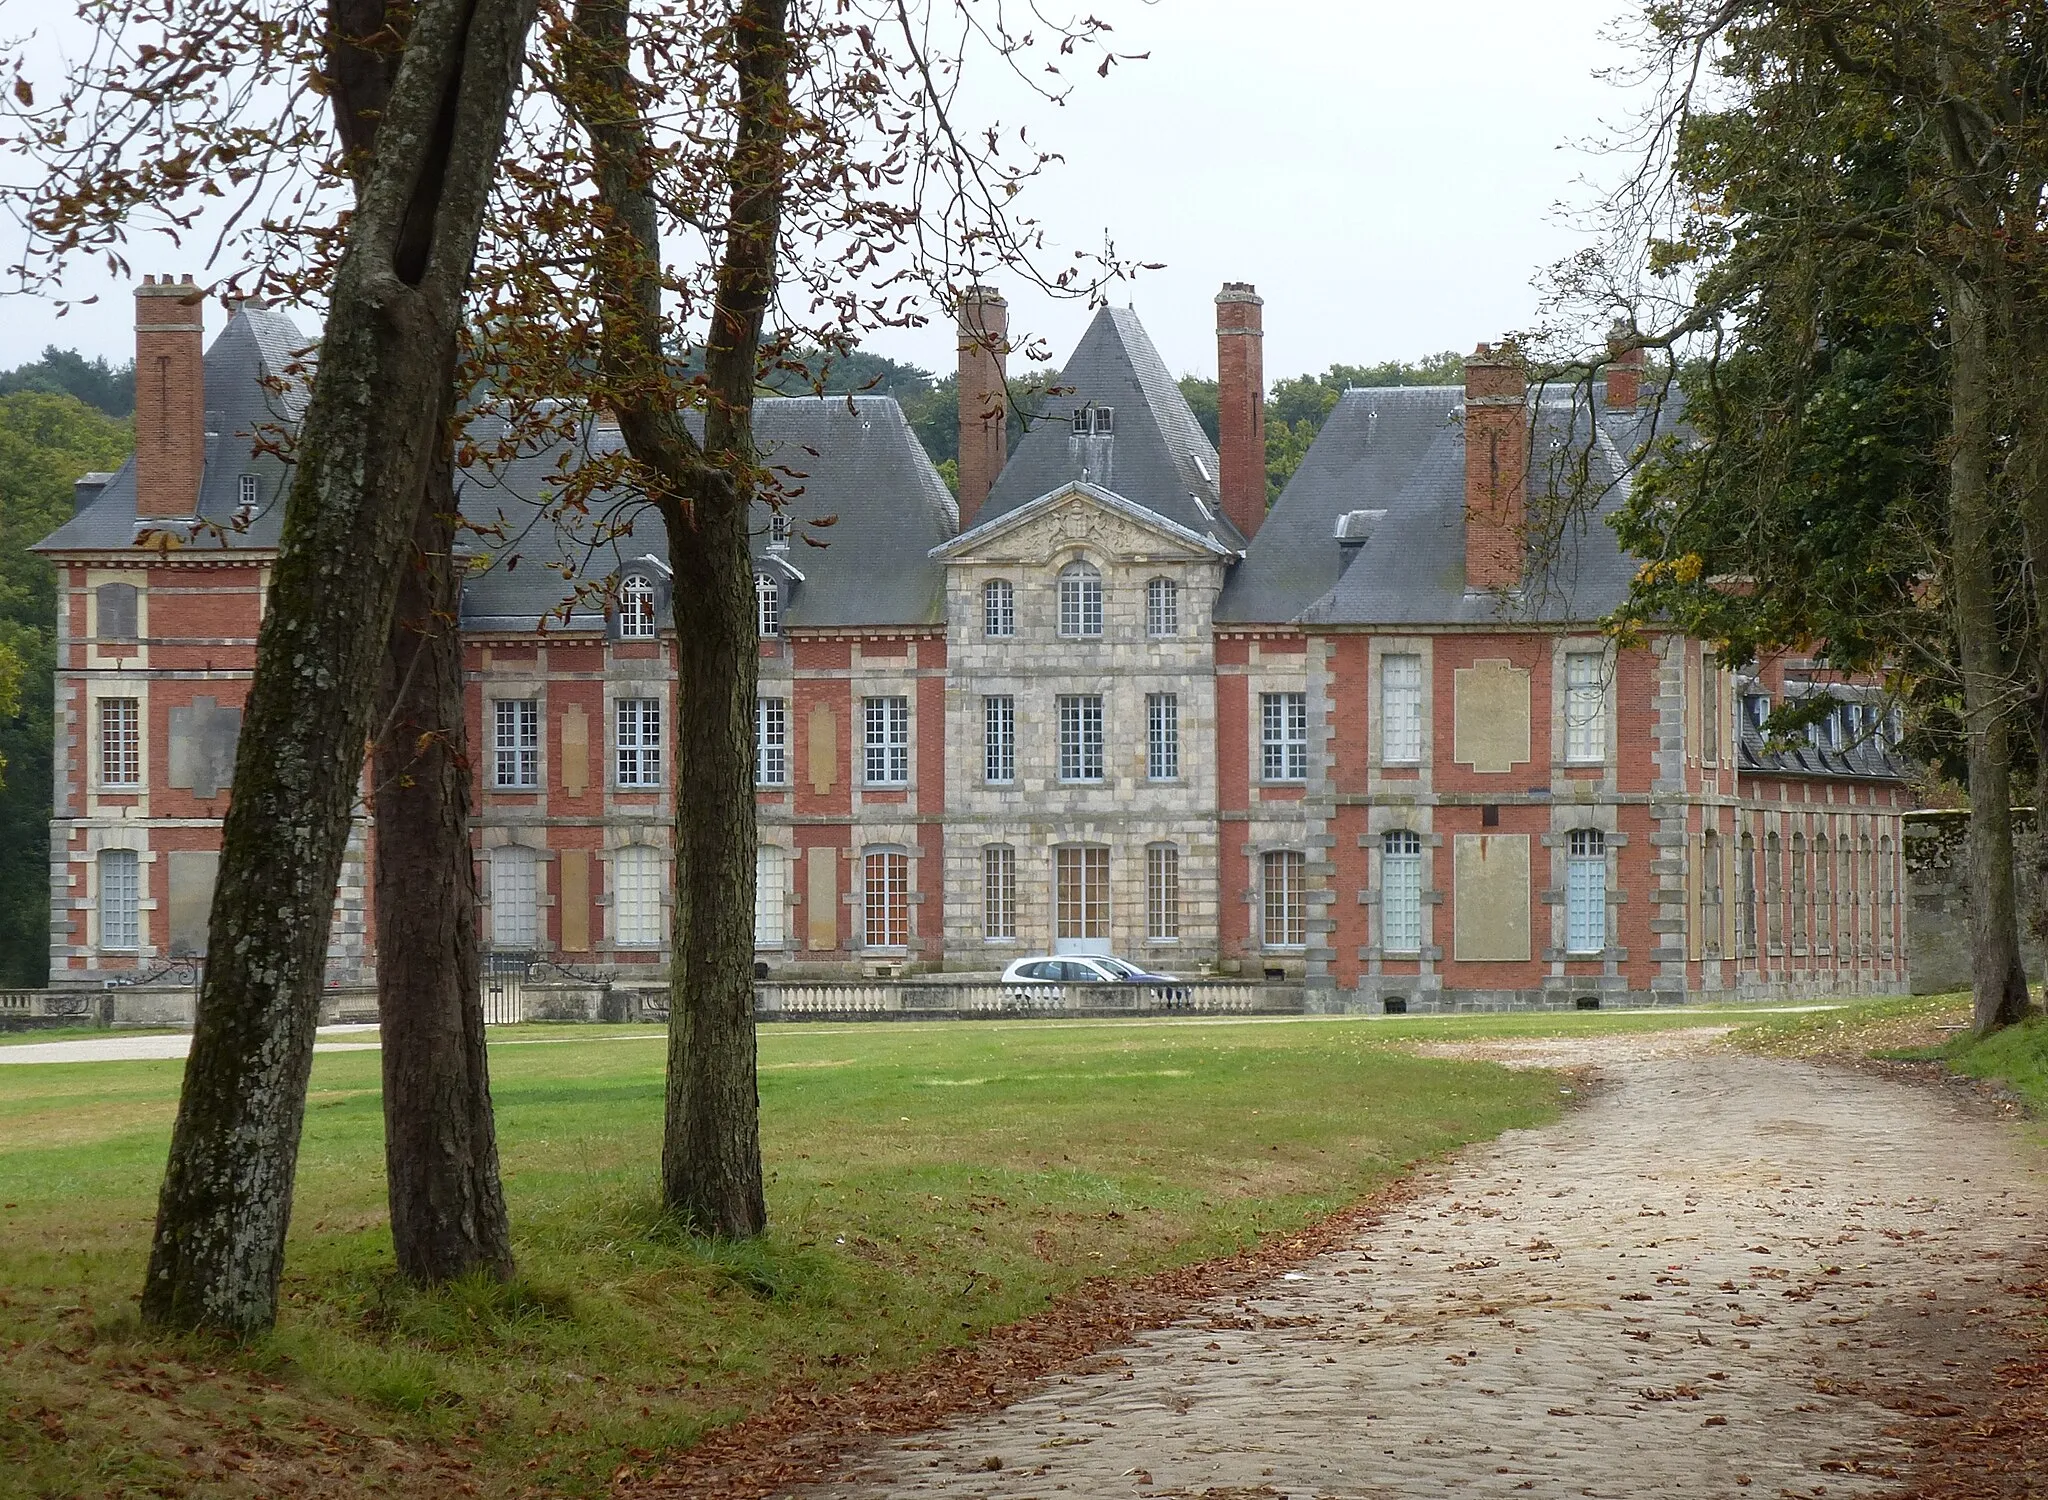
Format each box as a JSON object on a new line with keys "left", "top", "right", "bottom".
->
{"left": 0, "top": 1008, "right": 1802, "bottom": 1496}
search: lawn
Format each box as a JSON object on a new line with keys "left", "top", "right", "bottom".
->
{"left": 0, "top": 1010, "right": 1771, "bottom": 1496}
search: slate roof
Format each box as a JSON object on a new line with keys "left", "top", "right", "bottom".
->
{"left": 978, "top": 305, "right": 1242, "bottom": 549}
{"left": 1736, "top": 684, "right": 1911, "bottom": 782}
{"left": 457, "top": 395, "right": 958, "bottom": 632}
{"left": 34, "top": 302, "right": 309, "bottom": 553}
{"left": 1215, "top": 380, "right": 1680, "bottom": 627}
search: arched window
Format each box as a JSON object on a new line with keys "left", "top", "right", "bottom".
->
{"left": 983, "top": 845, "right": 1017, "bottom": 940}
{"left": 983, "top": 578, "right": 1015, "bottom": 637}
{"left": 1859, "top": 835, "right": 1875, "bottom": 956}
{"left": 1701, "top": 829, "right": 1723, "bottom": 959}
{"left": 1057, "top": 562, "right": 1102, "bottom": 638}
{"left": 1262, "top": 850, "right": 1306, "bottom": 949}
{"left": 1791, "top": 831, "right": 1809, "bottom": 952}
{"left": 1381, "top": 830, "right": 1423, "bottom": 955}
{"left": 618, "top": 573, "right": 656, "bottom": 639}
{"left": 490, "top": 845, "right": 539, "bottom": 950}
{"left": 1146, "top": 577, "right": 1179, "bottom": 637}
{"left": 1566, "top": 829, "right": 1606, "bottom": 955}
{"left": 1738, "top": 831, "right": 1757, "bottom": 959}
{"left": 1764, "top": 831, "right": 1783, "bottom": 954}
{"left": 863, "top": 847, "right": 909, "bottom": 949}
{"left": 1145, "top": 844, "right": 1180, "bottom": 941}
{"left": 613, "top": 845, "right": 663, "bottom": 947}
{"left": 1814, "top": 834, "right": 1833, "bottom": 956}
{"left": 755, "top": 573, "right": 780, "bottom": 637}
{"left": 1838, "top": 834, "right": 1856, "bottom": 966}
{"left": 1878, "top": 834, "right": 1896, "bottom": 957}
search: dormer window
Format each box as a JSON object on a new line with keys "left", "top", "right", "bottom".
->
{"left": 237, "top": 474, "right": 259, "bottom": 512}
{"left": 756, "top": 572, "right": 780, "bottom": 637}
{"left": 1092, "top": 406, "right": 1113, "bottom": 435}
{"left": 1745, "top": 692, "right": 1770, "bottom": 730}
{"left": 618, "top": 573, "right": 656, "bottom": 639}
{"left": 1071, "top": 405, "right": 1114, "bottom": 436}
{"left": 769, "top": 513, "right": 789, "bottom": 550}
{"left": 1057, "top": 562, "right": 1102, "bottom": 638}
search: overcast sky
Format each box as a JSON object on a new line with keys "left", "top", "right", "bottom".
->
{"left": 0, "top": 0, "right": 1649, "bottom": 386}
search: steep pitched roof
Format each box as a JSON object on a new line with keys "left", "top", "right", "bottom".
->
{"left": 979, "top": 305, "right": 1241, "bottom": 549}
{"left": 1215, "top": 381, "right": 1680, "bottom": 628}
{"left": 458, "top": 395, "right": 957, "bottom": 632}
{"left": 34, "top": 302, "right": 309, "bottom": 553}
{"left": 932, "top": 479, "right": 1237, "bottom": 561}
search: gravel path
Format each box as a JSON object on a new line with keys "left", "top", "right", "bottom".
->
{"left": 0, "top": 1024, "right": 381, "bottom": 1065}
{"left": 815, "top": 1030, "right": 2046, "bottom": 1499}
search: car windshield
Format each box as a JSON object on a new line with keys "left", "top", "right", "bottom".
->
{"left": 1093, "top": 958, "right": 1141, "bottom": 979}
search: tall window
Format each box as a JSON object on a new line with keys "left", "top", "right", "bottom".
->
{"left": 1839, "top": 836, "right": 1856, "bottom": 964}
{"left": 755, "top": 846, "right": 786, "bottom": 948}
{"left": 983, "top": 578, "right": 1015, "bottom": 637}
{"left": 1878, "top": 834, "right": 1895, "bottom": 956}
{"left": 99, "top": 697, "right": 140, "bottom": 788}
{"left": 616, "top": 697, "right": 662, "bottom": 787}
{"left": 1261, "top": 692, "right": 1308, "bottom": 781}
{"left": 98, "top": 848, "right": 139, "bottom": 949}
{"left": 1566, "top": 828, "right": 1607, "bottom": 954}
{"left": 1701, "top": 829, "right": 1723, "bottom": 959}
{"left": 1058, "top": 694, "right": 1105, "bottom": 782}
{"left": 755, "top": 573, "right": 779, "bottom": 637}
{"left": 983, "top": 695, "right": 1015, "bottom": 784}
{"left": 1262, "top": 850, "right": 1306, "bottom": 948}
{"left": 863, "top": 849, "right": 909, "bottom": 948}
{"left": 1858, "top": 835, "right": 1875, "bottom": 957}
{"left": 1146, "top": 693, "right": 1180, "bottom": 781}
{"left": 755, "top": 697, "right": 787, "bottom": 786}
{"left": 1564, "top": 652, "right": 1607, "bottom": 763}
{"left": 1764, "top": 831, "right": 1783, "bottom": 953}
{"left": 493, "top": 699, "right": 540, "bottom": 789}
{"left": 1381, "top": 654, "right": 1422, "bottom": 765}
{"left": 618, "top": 573, "right": 656, "bottom": 639}
{"left": 1738, "top": 831, "right": 1758, "bottom": 958}
{"left": 1146, "top": 577, "right": 1180, "bottom": 637}
{"left": 613, "top": 845, "right": 662, "bottom": 947}
{"left": 1814, "top": 835, "right": 1833, "bottom": 954}
{"left": 96, "top": 582, "right": 138, "bottom": 643}
{"left": 1701, "top": 656, "right": 1721, "bottom": 762}
{"left": 1381, "top": 829, "right": 1423, "bottom": 955}
{"left": 1791, "top": 832, "right": 1809, "bottom": 950}
{"left": 983, "top": 845, "right": 1017, "bottom": 940}
{"left": 490, "top": 845, "right": 539, "bottom": 948}
{"left": 1058, "top": 562, "right": 1102, "bottom": 638}
{"left": 1146, "top": 845, "right": 1181, "bottom": 941}
{"left": 863, "top": 696, "right": 909, "bottom": 785}
{"left": 237, "top": 473, "right": 259, "bottom": 512}
{"left": 1055, "top": 847, "right": 1110, "bottom": 943}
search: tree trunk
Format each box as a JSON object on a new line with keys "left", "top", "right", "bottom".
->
{"left": 563, "top": 0, "right": 786, "bottom": 1238}
{"left": 141, "top": 0, "right": 538, "bottom": 1335}
{"left": 1944, "top": 273, "right": 2031, "bottom": 1035}
{"left": 374, "top": 444, "right": 514, "bottom": 1284}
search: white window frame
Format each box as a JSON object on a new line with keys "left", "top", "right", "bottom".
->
{"left": 99, "top": 696, "right": 141, "bottom": 789}
{"left": 1262, "top": 849, "right": 1307, "bottom": 949}
{"left": 983, "top": 845, "right": 1017, "bottom": 941}
{"left": 618, "top": 573, "right": 656, "bottom": 639}
{"left": 490, "top": 844, "right": 540, "bottom": 949}
{"left": 863, "top": 848, "right": 910, "bottom": 949}
{"left": 1380, "top": 654, "right": 1422, "bottom": 766}
{"left": 1564, "top": 651, "right": 1607, "bottom": 764}
{"left": 1565, "top": 827, "right": 1607, "bottom": 954}
{"left": 1146, "top": 577, "right": 1179, "bottom": 637}
{"left": 492, "top": 699, "right": 540, "bottom": 789}
{"left": 755, "top": 573, "right": 780, "bottom": 638}
{"left": 755, "top": 845, "right": 787, "bottom": 948}
{"left": 983, "top": 578, "right": 1015, "bottom": 638}
{"left": 1261, "top": 692, "right": 1309, "bottom": 782}
{"left": 755, "top": 696, "right": 788, "bottom": 786}
{"left": 1381, "top": 829, "right": 1423, "bottom": 955}
{"left": 1057, "top": 693, "right": 1105, "bottom": 783}
{"left": 98, "top": 848, "right": 140, "bottom": 950}
{"left": 1146, "top": 692, "right": 1179, "bottom": 781}
{"left": 613, "top": 845, "right": 663, "bottom": 947}
{"left": 863, "top": 696, "right": 909, "bottom": 786}
{"left": 1057, "top": 562, "right": 1103, "bottom": 639}
{"left": 984, "top": 695, "right": 1015, "bottom": 784}
{"left": 615, "top": 697, "right": 662, "bottom": 788}
{"left": 1145, "top": 844, "right": 1180, "bottom": 942}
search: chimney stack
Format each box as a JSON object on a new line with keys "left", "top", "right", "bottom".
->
{"left": 955, "top": 284, "right": 1008, "bottom": 530}
{"left": 1215, "top": 282, "right": 1266, "bottom": 540}
{"left": 1463, "top": 341, "right": 1528, "bottom": 592}
{"left": 134, "top": 275, "right": 206, "bottom": 519}
{"left": 1605, "top": 320, "right": 1644, "bottom": 412}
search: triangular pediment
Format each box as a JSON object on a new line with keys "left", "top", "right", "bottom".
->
{"left": 931, "top": 481, "right": 1238, "bottom": 567}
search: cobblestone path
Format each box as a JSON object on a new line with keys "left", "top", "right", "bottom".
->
{"left": 814, "top": 1031, "right": 2046, "bottom": 1499}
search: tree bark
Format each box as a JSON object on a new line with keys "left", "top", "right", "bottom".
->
{"left": 141, "top": 0, "right": 538, "bottom": 1335}
{"left": 373, "top": 445, "right": 514, "bottom": 1284}
{"left": 1944, "top": 273, "right": 2031, "bottom": 1035}
{"left": 329, "top": 0, "right": 515, "bottom": 1288}
{"left": 564, "top": 0, "right": 785, "bottom": 1238}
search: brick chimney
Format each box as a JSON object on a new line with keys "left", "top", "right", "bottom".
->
{"left": 1215, "top": 282, "right": 1266, "bottom": 540}
{"left": 134, "top": 275, "right": 206, "bottom": 519}
{"left": 1605, "top": 320, "right": 1644, "bottom": 412}
{"left": 955, "top": 284, "right": 1008, "bottom": 530}
{"left": 1463, "top": 341, "right": 1528, "bottom": 592}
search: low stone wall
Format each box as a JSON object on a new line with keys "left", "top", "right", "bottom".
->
{"left": 1905, "top": 808, "right": 2043, "bottom": 995}
{"left": 753, "top": 978, "right": 1300, "bottom": 1021}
